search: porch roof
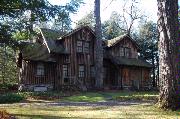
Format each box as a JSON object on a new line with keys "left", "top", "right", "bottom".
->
{"left": 110, "top": 57, "right": 153, "bottom": 68}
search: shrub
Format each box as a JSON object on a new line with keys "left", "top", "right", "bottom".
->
{"left": 0, "top": 93, "right": 25, "bottom": 104}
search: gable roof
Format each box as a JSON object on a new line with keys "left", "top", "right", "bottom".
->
{"left": 104, "top": 34, "right": 141, "bottom": 50}
{"left": 60, "top": 26, "right": 95, "bottom": 39}
{"left": 19, "top": 41, "right": 56, "bottom": 62}
{"left": 39, "top": 28, "right": 66, "bottom": 54}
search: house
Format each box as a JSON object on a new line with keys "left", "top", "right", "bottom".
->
{"left": 17, "top": 26, "right": 152, "bottom": 91}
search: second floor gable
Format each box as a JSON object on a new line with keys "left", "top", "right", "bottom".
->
{"left": 104, "top": 35, "right": 141, "bottom": 59}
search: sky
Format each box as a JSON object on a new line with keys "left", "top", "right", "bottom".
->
{"left": 48, "top": 0, "right": 158, "bottom": 28}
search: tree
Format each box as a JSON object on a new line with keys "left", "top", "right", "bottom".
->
{"left": 94, "top": 0, "right": 103, "bottom": 88}
{"left": 0, "top": 0, "right": 83, "bottom": 87}
{"left": 0, "top": 0, "right": 83, "bottom": 45}
{"left": 157, "top": 0, "right": 179, "bottom": 110}
{"left": 76, "top": 11, "right": 95, "bottom": 28}
{"left": 115, "top": 0, "right": 145, "bottom": 35}
{"left": 102, "top": 11, "right": 125, "bottom": 40}
{"left": 137, "top": 21, "right": 159, "bottom": 88}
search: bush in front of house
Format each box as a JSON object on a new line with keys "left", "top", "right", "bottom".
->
{"left": 0, "top": 93, "right": 25, "bottom": 104}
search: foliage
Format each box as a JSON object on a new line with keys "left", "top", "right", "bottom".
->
{"left": 0, "top": 0, "right": 83, "bottom": 86}
{"left": 76, "top": 11, "right": 95, "bottom": 29}
{"left": 113, "top": 0, "right": 145, "bottom": 35}
{"left": 134, "top": 21, "right": 159, "bottom": 87}
{"left": 102, "top": 11, "right": 125, "bottom": 40}
{"left": 0, "top": 0, "right": 83, "bottom": 45}
{"left": 0, "top": 93, "right": 24, "bottom": 104}
{"left": 0, "top": 45, "right": 18, "bottom": 86}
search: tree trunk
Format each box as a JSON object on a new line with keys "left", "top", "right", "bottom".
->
{"left": 157, "top": 0, "right": 179, "bottom": 110}
{"left": 94, "top": 0, "right": 103, "bottom": 89}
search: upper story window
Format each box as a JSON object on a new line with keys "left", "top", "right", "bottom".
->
{"left": 77, "top": 41, "right": 90, "bottom": 54}
{"left": 63, "top": 64, "right": 68, "bottom": 77}
{"left": 64, "top": 55, "right": 70, "bottom": 63}
{"left": 124, "top": 47, "right": 131, "bottom": 58}
{"left": 84, "top": 42, "right": 89, "bottom": 53}
{"left": 120, "top": 47, "right": 124, "bottom": 56}
{"left": 77, "top": 41, "right": 83, "bottom": 53}
{"left": 78, "top": 65, "right": 85, "bottom": 78}
{"left": 36, "top": 63, "right": 44, "bottom": 76}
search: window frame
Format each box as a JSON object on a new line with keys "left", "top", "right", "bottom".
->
{"left": 36, "top": 63, "right": 45, "bottom": 76}
{"left": 78, "top": 65, "right": 85, "bottom": 78}
{"left": 124, "top": 47, "right": 131, "bottom": 58}
{"left": 119, "top": 47, "right": 124, "bottom": 57}
{"left": 62, "top": 64, "right": 68, "bottom": 77}
{"left": 77, "top": 40, "right": 83, "bottom": 53}
{"left": 84, "top": 42, "right": 90, "bottom": 53}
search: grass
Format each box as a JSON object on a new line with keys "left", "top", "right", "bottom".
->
{"left": 61, "top": 92, "right": 107, "bottom": 102}
{"left": 0, "top": 91, "right": 179, "bottom": 119}
{"left": 61, "top": 91, "right": 159, "bottom": 102}
{"left": 0, "top": 102, "right": 179, "bottom": 119}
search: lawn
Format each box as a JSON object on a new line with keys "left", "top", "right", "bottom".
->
{"left": 61, "top": 91, "right": 159, "bottom": 102}
{"left": 1, "top": 102, "right": 179, "bottom": 119}
{"left": 0, "top": 91, "right": 179, "bottom": 119}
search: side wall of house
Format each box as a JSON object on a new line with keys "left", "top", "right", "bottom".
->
{"left": 122, "top": 67, "right": 151, "bottom": 89}
{"left": 19, "top": 60, "right": 57, "bottom": 91}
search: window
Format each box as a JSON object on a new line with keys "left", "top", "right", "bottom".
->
{"left": 120, "top": 47, "right": 124, "bottom": 56}
{"left": 63, "top": 65, "right": 68, "bottom": 77}
{"left": 84, "top": 42, "right": 89, "bottom": 53}
{"left": 77, "top": 41, "right": 83, "bottom": 52}
{"left": 36, "top": 63, "right": 44, "bottom": 76}
{"left": 64, "top": 55, "right": 70, "bottom": 63}
{"left": 125, "top": 48, "right": 131, "bottom": 58}
{"left": 90, "top": 66, "right": 95, "bottom": 77}
{"left": 78, "top": 65, "right": 85, "bottom": 77}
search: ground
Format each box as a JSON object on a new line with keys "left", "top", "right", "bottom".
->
{"left": 0, "top": 91, "right": 179, "bottom": 119}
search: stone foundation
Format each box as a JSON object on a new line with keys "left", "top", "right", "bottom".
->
{"left": 18, "top": 84, "right": 53, "bottom": 92}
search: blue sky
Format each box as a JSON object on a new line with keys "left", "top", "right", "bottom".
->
{"left": 48, "top": 0, "right": 158, "bottom": 28}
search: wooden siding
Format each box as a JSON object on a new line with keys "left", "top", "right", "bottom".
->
{"left": 20, "top": 60, "right": 56, "bottom": 86}
{"left": 54, "top": 27, "right": 95, "bottom": 89}
{"left": 108, "top": 38, "right": 138, "bottom": 59}
{"left": 103, "top": 59, "right": 151, "bottom": 89}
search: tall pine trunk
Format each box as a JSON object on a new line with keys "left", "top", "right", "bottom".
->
{"left": 157, "top": 0, "right": 179, "bottom": 110}
{"left": 94, "top": 0, "right": 103, "bottom": 88}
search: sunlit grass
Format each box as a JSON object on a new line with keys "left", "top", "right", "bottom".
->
{"left": 61, "top": 92, "right": 106, "bottom": 102}
{"left": 1, "top": 102, "right": 179, "bottom": 119}
{"left": 61, "top": 91, "right": 159, "bottom": 102}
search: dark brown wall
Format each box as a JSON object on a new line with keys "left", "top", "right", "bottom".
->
{"left": 20, "top": 60, "right": 56, "bottom": 86}
{"left": 55, "top": 27, "right": 95, "bottom": 87}
{"left": 108, "top": 38, "right": 138, "bottom": 59}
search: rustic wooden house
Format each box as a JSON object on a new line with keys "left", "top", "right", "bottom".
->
{"left": 17, "top": 26, "right": 152, "bottom": 91}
